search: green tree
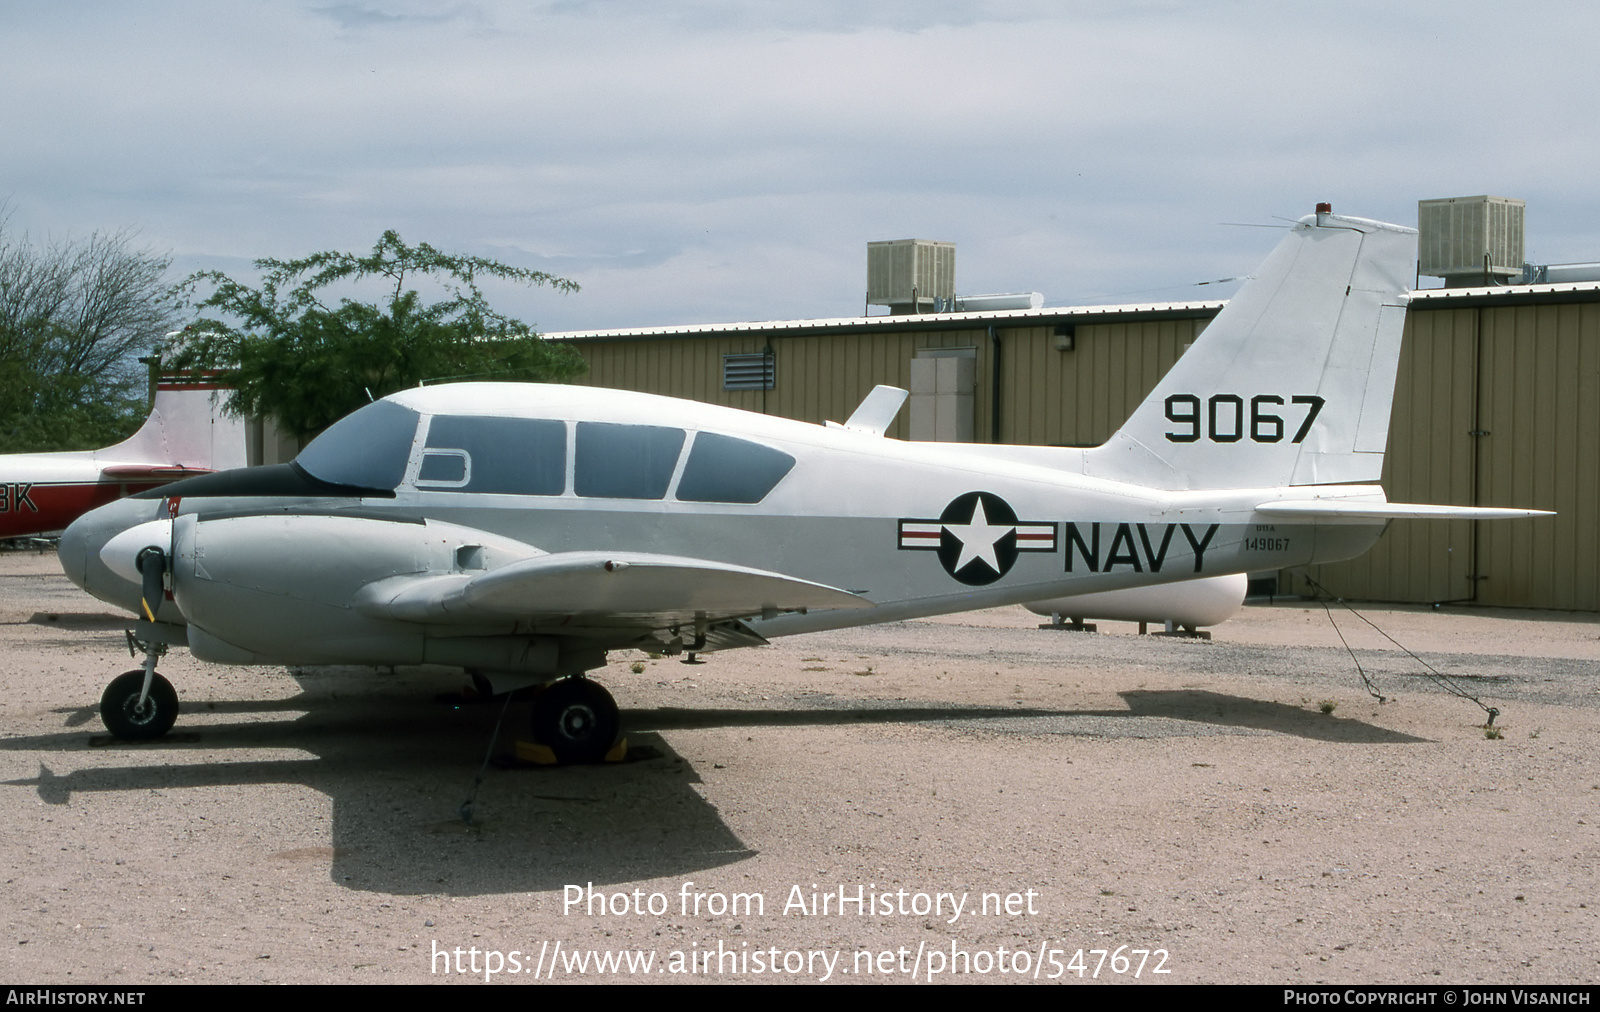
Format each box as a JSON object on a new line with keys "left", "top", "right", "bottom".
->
{"left": 176, "top": 231, "right": 586, "bottom": 440}
{"left": 0, "top": 221, "right": 176, "bottom": 451}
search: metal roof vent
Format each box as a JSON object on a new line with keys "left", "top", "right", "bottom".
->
{"left": 723, "top": 352, "right": 775, "bottom": 390}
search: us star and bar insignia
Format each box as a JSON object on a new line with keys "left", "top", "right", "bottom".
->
{"left": 898, "top": 491, "right": 1057, "bottom": 586}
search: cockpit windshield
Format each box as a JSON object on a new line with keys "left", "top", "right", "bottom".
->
{"left": 294, "top": 399, "right": 419, "bottom": 491}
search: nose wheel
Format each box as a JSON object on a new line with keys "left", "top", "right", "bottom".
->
{"left": 100, "top": 669, "right": 179, "bottom": 741}
{"left": 103, "top": 624, "right": 178, "bottom": 741}
{"left": 531, "top": 676, "right": 620, "bottom": 764}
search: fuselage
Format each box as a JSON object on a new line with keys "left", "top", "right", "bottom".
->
{"left": 60, "top": 383, "right": 1388, "bottom": 669}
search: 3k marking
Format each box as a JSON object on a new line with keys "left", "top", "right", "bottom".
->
{"left": 0, "top": 483, "right": 38, "bottom": 514}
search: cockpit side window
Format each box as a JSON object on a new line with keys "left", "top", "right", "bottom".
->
{"left": 295, "top": 400, "right": 419, "bottom": 491}
{"left": 574, "top": 422, "right": 685, "bottom": 499}
{"left": 419, "top": 415, "right": 566, "bottom": 495}
{"left": 675, "top": 432, "right": 796, "bottom": 503}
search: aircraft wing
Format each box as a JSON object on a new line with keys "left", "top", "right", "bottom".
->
{"left": 1256, "top": 500, "right": 1553, "bottom": 520}
{"left": 355, "top": 550, "right": 872, "bottom": 630}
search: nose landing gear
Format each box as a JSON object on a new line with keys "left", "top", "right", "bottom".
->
{"left": 100, "top": 668, "right": 178, "bottom": 741}
{"left": 100, "top": 620, "right": 178, "bottom": 741}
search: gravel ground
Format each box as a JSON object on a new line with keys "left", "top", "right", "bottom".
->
{"left": 0, "top": 548, "right": 1596, "bottom": 985}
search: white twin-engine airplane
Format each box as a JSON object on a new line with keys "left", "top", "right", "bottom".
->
{"left": 0, "top": 374, "right": 246, "bottom": 540}
{"left": 59, "top": 207, "right": 1548, "bottom": 760}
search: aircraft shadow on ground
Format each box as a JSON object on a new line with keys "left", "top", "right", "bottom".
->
{"left": 1110, "top": 689, "right": 1428, "bottom": 743}
{"left": 4, "top": 686, "right": 757, "bottom": 897}
{"left": 2, "top": 684, "right": 1421, "bottom": 896}
{"left": 627, "top": 689, "right": 1427, "bottom": 744}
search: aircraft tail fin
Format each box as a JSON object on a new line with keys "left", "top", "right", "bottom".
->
{"left": 829, "top": 385, "right": 909, "bottom": 436}
{"left": 103, "top": 372, "right": 249, "bottom": 471}
{"left": 1084, "top": 207, "right": 1417, "bottom": 491}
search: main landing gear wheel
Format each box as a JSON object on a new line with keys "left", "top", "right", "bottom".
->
{"left": 100, "top": 669, "right": 179, "bottom": 741}
{"left": 532, "top": 677, "right": 620, "bottom": 765}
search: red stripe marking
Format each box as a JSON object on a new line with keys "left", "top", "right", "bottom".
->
{"left": 0, "top": 480, "right": 170, "bottom": 538}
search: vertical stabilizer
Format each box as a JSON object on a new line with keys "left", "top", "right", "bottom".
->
{"left": 102, "top": 373, "right": 249, "bottom": 471}
{"left": 1084, "top": 208, "right": 1417, "bottom": 490}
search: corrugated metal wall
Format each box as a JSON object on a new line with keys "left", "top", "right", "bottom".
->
{"left": 1481, "top": 303, "right": 1600, "bottom": 607}
{"left": 575, "top": 318, "right": 1208, "bottom": 446}
{"left": 1291, "top": 309, "right": 1479, "bottom": 604}
{"left": 567, "top": 300, "right": 1597, "bottom": 610}
{"left": 577, "top": 328, "right": 994, "bottom": 441}
{"left": 1301, "top": 302, "right": 1600, "bottom": 610}
{"left": 996, "top": 320, "right": 1203, "bottom": 446}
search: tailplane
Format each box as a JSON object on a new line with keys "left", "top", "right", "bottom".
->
{"left": 1085, "top": 206, "right": 1416, "bottom": 491}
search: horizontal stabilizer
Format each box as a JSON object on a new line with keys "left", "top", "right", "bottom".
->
{"left": 100, "top": 464, "right": 213, "bottom": 480}
{"left": 1256, "top": 500, "right": 1553, "bottom": 520}
{"left": 360, "top": 551, "right": 873, "bottom": 627}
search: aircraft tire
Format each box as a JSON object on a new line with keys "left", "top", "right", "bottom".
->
{"left": 532, "top": 676, "right": 619, "bottom": 764}
{"left": 100, "top": 669, "right": 179, "bottom": 741}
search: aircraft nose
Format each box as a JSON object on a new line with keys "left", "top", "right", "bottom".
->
{"left": 60, "top": 497, "right": 166, "bottom": 608}
{"left": 58, "top": 513, "right": 97, "bottom": 590}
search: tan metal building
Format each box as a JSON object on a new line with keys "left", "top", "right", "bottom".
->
{"left": 548, "top": 281, "right": 1600, "bottom": 612}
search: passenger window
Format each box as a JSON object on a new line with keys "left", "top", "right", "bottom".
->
{"left": 676, "top": 432, "right": 796, "bottom": 503}
{"left": 419, "top": 415, "right": 566, "bottom": 495}
{"left": 416, "top": 449, "right": 469, "bottom": 487}
{"left": 574, "top": 422, "right": 685, "bottom": 499}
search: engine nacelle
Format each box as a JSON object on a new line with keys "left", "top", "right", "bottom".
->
{"left": 163, "top": 511, "right": 548, "bottom": 668}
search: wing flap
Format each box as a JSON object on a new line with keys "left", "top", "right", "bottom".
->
{"left": 358, "top": 551, "right": 872, "bottom": 627}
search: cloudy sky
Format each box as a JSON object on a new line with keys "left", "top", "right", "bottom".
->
{"left": 3, "top": 1, "right": 1597, "bottom": 333}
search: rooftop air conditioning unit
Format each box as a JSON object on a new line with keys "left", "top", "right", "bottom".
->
{"left": 1418, "top": 195, "right": 1525, "bottom": 286}
{"left": 867, "top": 239, "right": 954, "bottom": 314}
